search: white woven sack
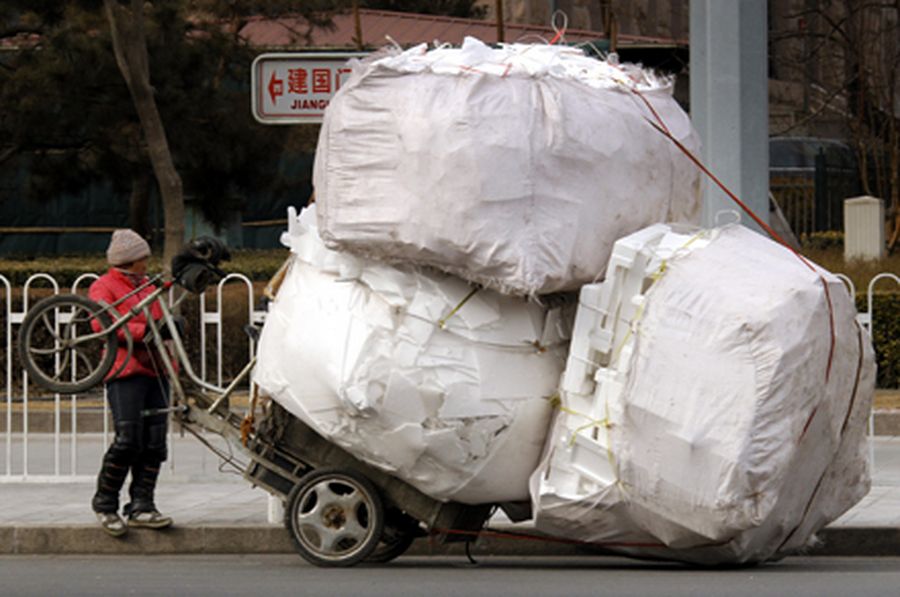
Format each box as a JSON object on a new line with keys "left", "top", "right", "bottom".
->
{"left": 254, "top": 205, "right": 572, "bottom": 504}
{"left": 531, "top": 224, "right": 874, "bottom": 564}
{"left": 314, "top": 38, "right": 702, "bottom": 295}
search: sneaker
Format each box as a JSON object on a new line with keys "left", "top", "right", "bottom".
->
{"left": 127, "top": 509, "right": 173, "bottom": 529}
{"left": 96, "top": 512, "right": 128, "bottom": 538}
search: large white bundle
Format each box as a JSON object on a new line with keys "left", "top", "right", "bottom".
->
{"left": 254, "top": 205, "right": 572, "bottom": 504}
{"left": 531, "top": 224, "right": 874, "bottom": 564}
{"left": 314, "top": 37, "right": 702, "bottom": 296}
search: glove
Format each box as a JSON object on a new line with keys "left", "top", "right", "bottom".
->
{"left": 172, "top": 236, "right": 231, "bottom": 294}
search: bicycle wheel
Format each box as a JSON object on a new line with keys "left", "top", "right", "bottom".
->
{"left": 18, "top": 294, "right": 119, "bottom": 394}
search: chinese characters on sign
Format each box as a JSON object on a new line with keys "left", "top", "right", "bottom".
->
{"left": 251, "top": 53, "right": 367, "bottom": 124}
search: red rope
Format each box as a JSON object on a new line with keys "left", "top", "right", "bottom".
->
{"left": 630, "top": 89, "right": 671, "bottom": 136}
{"left": 549, "top": 28, "right": 565, "bottom": 45}
{"left": 636, "top": 102, "right": 837, "bottom": 382}
{"left": 798, "top": 406, "right": 819, "bottom": 444}
{"left": 611, "top": 68, "right": 836, "bottom": 381}
{"left": 432, "top": 527, "right": 667, "bottom": 549}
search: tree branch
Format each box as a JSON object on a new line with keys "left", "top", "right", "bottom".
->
{"left": 0, "top": 145, "right": 18, "bottom": 166}
{"left": 0, "top": 25, "right": 44, "bottom": 39}
{"left": 772, "top": 82, "right": 856, "bottom": 136}
{"left": 103, "top": 0, "right": 184, "bottom": 267}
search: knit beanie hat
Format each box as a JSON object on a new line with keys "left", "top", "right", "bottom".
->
{"left": 106, "top": 229, "right": 151, "bottom": 266}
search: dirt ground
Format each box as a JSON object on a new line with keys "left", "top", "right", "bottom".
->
{"left": 875, "top": 390, "right": 900, "bottom": 410}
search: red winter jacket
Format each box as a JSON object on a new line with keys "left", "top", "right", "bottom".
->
{"left": 88, "top": 268, "right": 173, "bottom": 381}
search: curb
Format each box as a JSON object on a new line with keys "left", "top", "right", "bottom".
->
{"left": 0, "top": 525, "right": 293, "bottom": 556}
{"left": 810, "top": 527, "right": 900, "bottom": 557}
{"left": 874, "top": 410, "right": 900, "bottom": 436}
{"left": 1, "top": 525, "right": 898, "bottom": 558}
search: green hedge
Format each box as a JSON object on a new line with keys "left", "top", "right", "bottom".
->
{"left": 801, "top": 231, "right": 844, "bottom": 251}
{"left": 0, "top": 250, "right": 288, "bottom": 286}
{"left": 2, "top": 258, "right": 898, "bottom": 389}
{"left": 859, "top": 293, "right": 900, "bottom": 388}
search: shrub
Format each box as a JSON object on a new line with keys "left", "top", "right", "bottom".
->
{"left": 801, "top": 231, "right": 844, "bottom": 251}
{"left": 1, "top": 259, "right": 898, "bottom": 391}
{"left": 0, "top": 249, "right": 288, "bottom": 287}
{"left": 858, "top": 293, "right": 900, "bottom": 388}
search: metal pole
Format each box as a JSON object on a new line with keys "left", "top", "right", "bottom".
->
{"left": 690, "top": 0, "right": 769, "bottom": 231}
{"left": 496, "top": 0, "right": 505, "bottom": 43}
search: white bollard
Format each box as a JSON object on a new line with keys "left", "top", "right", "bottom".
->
{"left": 267, "top": 494, "right": 284, "bottom": 524}
{"left": 844, "top": 196, "right": 885, "bottom": 260}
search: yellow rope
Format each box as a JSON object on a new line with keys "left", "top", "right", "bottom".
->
{"left": 609, "top": 231, "right": 708, "bottom": 363}
{"left": 438, "top": 287, "right": 480, "bottom": 329}
{"left": 548, "top": 394, "right": 609, "bottom": 446}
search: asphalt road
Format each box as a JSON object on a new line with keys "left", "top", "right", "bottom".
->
{"left": 1, "top": 555, "right": 898, "bottom": 597}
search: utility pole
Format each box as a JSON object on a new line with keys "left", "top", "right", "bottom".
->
{"left": 690, "top": 1, "right": 769, "bottom": 230}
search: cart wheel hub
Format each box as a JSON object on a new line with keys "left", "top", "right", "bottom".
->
{"left": 323, "top": 505, "right": 346, "bottom": 529}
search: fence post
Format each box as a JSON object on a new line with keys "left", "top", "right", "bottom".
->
{"left": 2, "top": 275, "right": 11, "bottom": 478}
{"left": 71, "top": 274, "right": 100, "bottom": 476}
{"left": 864, "top": 273, "right": 900, "bottom": 471}
{"left": 19, "top": 274, "right": 60, "bottom": 479}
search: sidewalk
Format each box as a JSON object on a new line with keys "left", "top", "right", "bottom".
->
{"left": 1, "top": 436, "right": 899, "bottom": 557}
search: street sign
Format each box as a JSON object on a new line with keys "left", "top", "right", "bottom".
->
{"left": 251, "top": 52, "right": 368, "bottom": 125}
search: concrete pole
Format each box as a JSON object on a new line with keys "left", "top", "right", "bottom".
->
{"left": 690, "top": 0, "right": 769, "bottom": 231}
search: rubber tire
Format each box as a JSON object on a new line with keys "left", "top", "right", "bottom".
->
{"left": 18, "top": 294, "right": 118, "bottom": 394}
{"left": 366, "top": 511, "right": 422, "bottom": 564}
{"left": 284, "top": 468, "right": 385, "bottom": 568}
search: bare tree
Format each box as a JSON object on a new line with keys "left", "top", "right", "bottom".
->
{"left": 771, "top": 0, "right": 900, "bottom": 252}
{"left": 103, "top": 0, "right": 184, "bottom": 269}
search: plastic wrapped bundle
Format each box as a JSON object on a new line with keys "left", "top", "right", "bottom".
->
{"left": 253, "top": 205, "right": 572, "bottom": 504}
{"left": 530, "top": 223, "right": 875, "bottom": 564}
{"left": 314, "top": 37, "right": 702, "bottom": 296}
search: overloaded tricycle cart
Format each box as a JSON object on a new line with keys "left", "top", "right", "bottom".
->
{"left": 18, "top": 38, "right": 876, "bottom": 568}
{"left": 18, "top": 240, "right": 501, "bottom": 567}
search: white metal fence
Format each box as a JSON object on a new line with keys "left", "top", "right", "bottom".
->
{"left": 1, "top": 270, "right": 897, "bottom": 482}
{"left": 1, "top": 272, "right": 265, "bottom": 482}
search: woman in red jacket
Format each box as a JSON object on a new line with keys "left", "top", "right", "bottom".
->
{"left": 88, "top": 229, "right": 173, "bottom": 537}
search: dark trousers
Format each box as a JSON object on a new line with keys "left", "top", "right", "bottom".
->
{"left": 92, "top": 375, "right": 169, "bottom": 514}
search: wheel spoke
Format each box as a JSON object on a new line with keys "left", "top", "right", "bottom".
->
{"left": 313, "top": 483, "right": 342, "bottom": 506}
{"left": 73, "top": 347, "right": 97, "bottom": 376}
{"left": 341, "top": 515, "right": 368, "bottom": 542}
{"left": 297, "top": 518, "right": 340, "bottom": 552}
{"left": 28, "top": 346, "right": 66, "bottom": 356}
{"left": 41, "top": 312, "right": 60, "bottom": 339}
{"left": 296, "top": 501, "right": 324, "bottom": 523}
{"left": 69, "top": 307, "right": 97, "bottom": 326}
{"left": 316, "top": 528, "right": 341, "bottom": 553}
{"left": 337, "top": 489, "right": 365, "bottom": 513}
{"left": 51, "top": 349, "right": 72, "bottom": 381}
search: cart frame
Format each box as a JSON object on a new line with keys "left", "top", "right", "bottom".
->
{"left": 18, "top": 266, "right": 498, "bottom": 566}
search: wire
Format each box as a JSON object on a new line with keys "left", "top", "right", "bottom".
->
{"left": 549, "top": 10, "right": 568, "bottom": 45}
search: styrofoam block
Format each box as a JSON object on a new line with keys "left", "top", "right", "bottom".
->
{"left": 255, "top": 205, "right": 573, "bottom": 504}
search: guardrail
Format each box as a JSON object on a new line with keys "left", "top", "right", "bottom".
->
{"left": 1, "top": 273, "right": 265, "bottom": 482}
